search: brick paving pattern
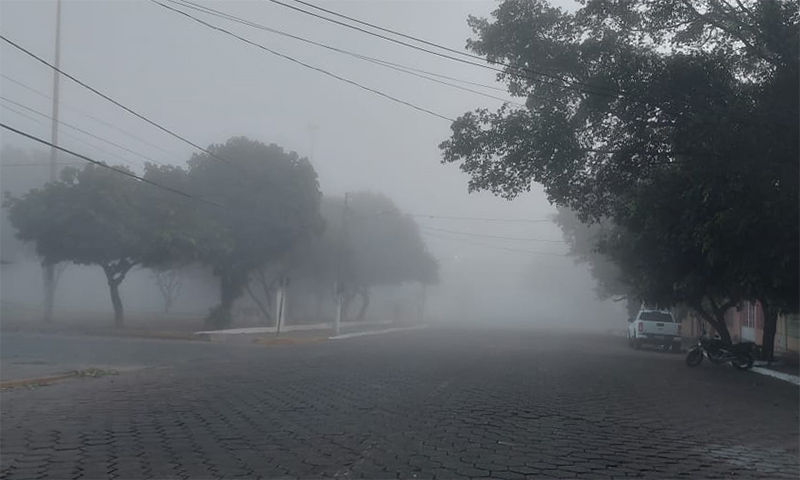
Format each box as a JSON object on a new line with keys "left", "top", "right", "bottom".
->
{"left": 1, "top": 328, "right": 798, "bottom": 479}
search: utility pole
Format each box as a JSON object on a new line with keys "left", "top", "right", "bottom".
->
{"left": 43, "top": 0, "right": 63, "bottom": 323}
{"left": 333, "top": 192, "right": 350, "bottom": 336}
{"left": 307, "top": 122, "right": 319, "bottom": 163}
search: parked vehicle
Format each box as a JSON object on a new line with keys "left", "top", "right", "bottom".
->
{"left": 685, "top": 331, "right": 755, "bottom": 370}
{"left": 628, "top": 309, "right": 681, "bottom": 351}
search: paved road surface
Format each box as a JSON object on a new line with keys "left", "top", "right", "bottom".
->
{"left": 1, "top": 327, "right": 798, "bottom": 479}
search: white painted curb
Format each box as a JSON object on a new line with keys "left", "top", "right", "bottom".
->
{"left": 750, "top": 366, "right": 800, "bottom": 386}
{"left": 329, "top": 325, "right": 429, "bottom": 340}
{"left": 194, "top": 320, "right": 393, "bottom": 336}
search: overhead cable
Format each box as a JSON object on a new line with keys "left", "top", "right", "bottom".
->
{"left": 151, "top": 0, "right": 456, "bottom": 122}
{"left": 267, "top": 0, "right": 624, "bottom": 98}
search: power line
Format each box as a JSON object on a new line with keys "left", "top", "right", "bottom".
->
{"left": 150, "top": 0, "right": 455, "bottom": 122}
{"left": 411, "top": 213, "right": 553, "bottom": 223}
{"left": 1, "top": 96, "right": 167, "bottom": 166}
{"left": 418, "top": 225, "right": 565, "bottom": 244}
{"left": 0, "top": 122, "right": 223, "bottom": 208}
{"left": 0, "top": 73, "right": 179, "bottom": 157}
{"left": 0, "top": 34, "right": 240, "bottom": 170}
{"left": 168, "top": 0, "right": 522, "bottom": 106}
{"left": 420, "top": 230, "right": 567, "bottom": 256}
{"left": 1, "top": 163, "right": 84, "bottom": 167}
{"left": 1, "top": 102, "right": 143, "bottom": 169}
{"left": 266, "top": 0, "right": 623, "bottom": 99}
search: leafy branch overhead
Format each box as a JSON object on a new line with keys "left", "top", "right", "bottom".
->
{"left": 442, "top": 0, "right": 798, "bottom": 358}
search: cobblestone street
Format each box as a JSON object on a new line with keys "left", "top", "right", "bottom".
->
{"left": 1, "top": 327, "right": 798, "bottom": 479}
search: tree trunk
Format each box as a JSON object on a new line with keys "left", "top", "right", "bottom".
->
{"left": 42, "top": 262, "right": 55, "bottom": 323}
{"left": 244, "top": 282, "right": 273, "bottom": 326}
{"left": 219, "top": 274, "right": 237, "bottom": 325}
{"left": 109, "top": 280, "right": 124, "bottom": 327}
{"left": 163, "top": 296, "right": 173, "bottom": 314}
{"left": 356, "top": 288, "right": 370, "bottom": 322}
{"left": 760, "top": 299, "right": 778, "bottom": 362}
{"left": 691, "top": 298, "right": 732, "bottom": 344}
{"left": 103, "top": 261, "right": 135, "bottom": 328}
{"left": 342, "top": 290, "right": 355, "bottom": 321}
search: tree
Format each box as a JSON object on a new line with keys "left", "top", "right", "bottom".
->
{"left": 441, "top": 0, "right": 798, "bottom": 354}
{"left": 186, "top": 137, "right": 322, "bottom": 328}
{"left": 334, "top": 192, "right": 438, "bottom": 321}
{"left": 290, "top": 193, "right": 438, "bottom": 322}
{"left": 151, "top": 267, "right": 184, "bottom": 314}
{"left": 551, "top": 207, "right": 631, "bottom": 306}
{"left": 1, "top": 146, "right": 68, "bottom": 321}
{"left": 4, "top": 163, "right": 202, "bottom": 326}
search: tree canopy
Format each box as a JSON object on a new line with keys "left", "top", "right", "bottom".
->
{"left": 441, "top": 0, "right": 798, "bottom": 357}
{"left": 185, "top": 137, "right": 323, "bottom": 328}
{"left": 4, "top": 163, "right": 198, "bottom": 325}
{"left": 301, "top": 192, "right": 438, "bottom": 321}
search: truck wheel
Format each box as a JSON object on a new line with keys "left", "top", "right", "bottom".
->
{"left": 671, "top": 341, "right": 682, "bottom": 353}
{"left": 633, "top": 338, "right": 642, "bottom": 350}
{"left": 628, "top": 334, "right": 634, "bottom": 348}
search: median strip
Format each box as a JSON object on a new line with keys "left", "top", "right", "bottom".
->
{"left": 0, "top": 368, "right": 119, "bottom": 390}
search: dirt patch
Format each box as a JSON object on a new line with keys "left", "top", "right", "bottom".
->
{"left": 0, "top": 367, "right": 119, "bottom": 390}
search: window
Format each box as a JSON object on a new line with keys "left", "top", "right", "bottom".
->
{"left": 639, "top": 311, "right": 674, "bottom": 322}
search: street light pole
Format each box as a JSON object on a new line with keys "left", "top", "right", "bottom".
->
{"left": 43, "top": 0, "right": 63, "bottom": 323}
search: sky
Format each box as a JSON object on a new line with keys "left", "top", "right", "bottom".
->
{"left": 0, "top": 0, "right": 624, "bottom": 326}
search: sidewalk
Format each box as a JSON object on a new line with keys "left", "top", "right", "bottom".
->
{"left": 751, "top": 352, "right": 800, "bottom": 385}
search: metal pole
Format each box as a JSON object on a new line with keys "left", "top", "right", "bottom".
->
{"left": 49, "top": 0, "right": 62, "bottom": 182}
{"left": 276, "top": 280, "right": 285, "bottom": 337}
{"left": 333, "top": 192, "right": 350, "bottom": 336}
{"left": 43, "top": 0, "right": 62, "bottom": 323}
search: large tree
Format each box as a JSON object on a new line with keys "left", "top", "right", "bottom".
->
{"left": 441, "top": 0, "right": 798, "bottom": 356}
{"left": 4, "top": 163, "right": 199, "bottom": 326}
{"left": 342, "top": 192, "right": 438, "bottom": 321}
{"left": 186, "top": 137, "right": 322, "bottom": 328}
{"left": 296, "top": 192, "right": 439, "bottom": 322}
{"left": 551, "top": 209, "right": 627, "bottom": 299}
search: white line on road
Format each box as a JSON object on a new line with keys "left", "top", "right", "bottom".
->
{"left": 329, "top": 325, "right": 429, "bottom": 340}
{"left": 750, "top": 367, "right": 800, "bottom": 386}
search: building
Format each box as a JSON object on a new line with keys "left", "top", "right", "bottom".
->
{"left": 681, "top": 301, "right": 800, "bottom": 356}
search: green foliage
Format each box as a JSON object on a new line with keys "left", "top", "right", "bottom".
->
{"left": 441, "top": 0, "right": 798, "bottom": 345}
{"left": 4, "top": 164, "right": 175, "bottom": 325}
{"left": 292, "top": 192, "right": 438, "bottom": 321}
{"left": 0, "top": 147, "right": 53, "bottom": 263}
{"left": 186, "top": 137, "right": 323, "bottom": 327}
{"left": 345, "top": 191, "right": 439, "bottom": 288}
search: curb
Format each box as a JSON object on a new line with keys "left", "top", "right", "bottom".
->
{"left": 750, "top": 366, "right": 800, "bottom": 386}
{"left": 251, "top": 337, "right": 327, "bottom": 346}
{"left": 329, "top": 325, "right": 429, "bottom": 340}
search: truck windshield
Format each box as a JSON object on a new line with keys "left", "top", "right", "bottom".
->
{"left": 640, "top": 311, "right": 674, "bottom": 322}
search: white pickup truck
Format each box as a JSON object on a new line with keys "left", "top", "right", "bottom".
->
{"left": 627, "top": 309, "right": 681, "bottom": 351}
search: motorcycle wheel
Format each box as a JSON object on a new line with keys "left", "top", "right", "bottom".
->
{"left": 732, "top": 353, "right": 754, "bottom": 370}
{"left": 685, "top": 349, "right": 704, "bottom": 367}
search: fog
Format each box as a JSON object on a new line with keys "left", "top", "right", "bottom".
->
{"left": 0, "top": 0, "right": 624, "bottom": 333}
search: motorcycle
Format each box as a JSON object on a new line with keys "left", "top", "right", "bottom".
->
{"left": 685, "top": 330, "right": 755, "bottom": 370}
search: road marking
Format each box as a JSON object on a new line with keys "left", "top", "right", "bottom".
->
{"left": 329, "top": 325, "right": 429, "bottom": 340}
{"left": 750, "top": 367, "right": 800, "bottom": 386}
